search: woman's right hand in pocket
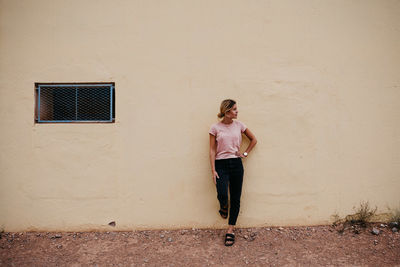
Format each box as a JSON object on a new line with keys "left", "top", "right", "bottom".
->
{"left": 212, "top": 170, "right": 219, "bottom": 185}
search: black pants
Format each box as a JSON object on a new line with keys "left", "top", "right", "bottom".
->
{"left": 215, "top": 157, "right": 244, "bottom": 225}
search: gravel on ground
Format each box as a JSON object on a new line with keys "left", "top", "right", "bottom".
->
{"left": 1, "top": 222, "right": 399, "bottom": 266}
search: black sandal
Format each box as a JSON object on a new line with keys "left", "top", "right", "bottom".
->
{"left": 224, "top": 233, "right": 235, "bottom": 246}
{"left": 219, "top": 206, "right": 228, "bottom": 219}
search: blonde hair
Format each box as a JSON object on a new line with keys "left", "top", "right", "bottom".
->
{"left": 217, "top": 99, "right": 236, "bottom": 118}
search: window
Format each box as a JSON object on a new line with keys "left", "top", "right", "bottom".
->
{"left": 35, "top": 82, "right": 115, "bottom": 123}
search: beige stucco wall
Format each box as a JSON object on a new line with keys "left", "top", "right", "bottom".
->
{"left": 0, "top": 0, "right": 399, "bottom": 232}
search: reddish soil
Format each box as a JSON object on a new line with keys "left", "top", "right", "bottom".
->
{"left": 1, "top": 222, "right": 399, "bottom": 266}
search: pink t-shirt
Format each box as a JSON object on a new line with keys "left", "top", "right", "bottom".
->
{"left": 209, "top": 120, "right": 247, "bottom": 160}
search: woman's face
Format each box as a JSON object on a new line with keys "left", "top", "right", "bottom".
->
{"left": 225, "top": 104, "right": 238, "bottom": 119}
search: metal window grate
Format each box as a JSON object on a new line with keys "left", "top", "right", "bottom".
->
{"left": 36, "top": 83, "right": 114, "bottom": 122}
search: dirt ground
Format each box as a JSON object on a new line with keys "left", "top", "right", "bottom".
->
{"left": 1, "top": 222, "right": 399, "bottom": 266}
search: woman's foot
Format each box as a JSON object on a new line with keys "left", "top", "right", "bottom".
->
{"left": 219, "top": 205, "right": 228, "bottom": 219}
{"left": 224, "top": 225, "right": 235, "bottom": 246}
{"left": 224, "top": 233, "right": 235, "bottom": 246}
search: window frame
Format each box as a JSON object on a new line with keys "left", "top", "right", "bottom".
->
{"left": 34, "top": 82, "right": 115, "bottom": 123}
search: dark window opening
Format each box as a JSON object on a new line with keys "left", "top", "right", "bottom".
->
{"left": 35, "top": 82, "right": 115, "bottom": 123}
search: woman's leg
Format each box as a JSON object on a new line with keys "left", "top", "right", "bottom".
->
{"left": 215, "top": 162, "right": 229, "bottom": 214}
{"left": 228, "top": 159, "right": 244, "bottom": 226}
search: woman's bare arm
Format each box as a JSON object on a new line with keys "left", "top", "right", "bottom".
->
{"left": 209, "top": 134, "right": 219, "bottom": 184}
{"left": 242, "top": 128, "right": 257, "bottom": 156}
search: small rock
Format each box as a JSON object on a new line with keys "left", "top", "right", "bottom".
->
{"left": 160, "top": 234, "right": 165, "bottom": 238}
{"left": 167, "top": 237, "right": 173, "bottom": 242}
{"left": 50, "top": 234, "right": 62, "bottom": 239}
{"left": 278, "top": 227, "right": 284, "bottom": 231}
{"left": 250, "top": 232, "right": 256, "bottom": 238}
{"left": 56, "top": 244, "right": 63, "bottom": 249}
{"left": 248, "top": 234, "right": 256, "bottom": 241}
{"left": 380, "top": 223, "right": 387, "bottom": 228}
{"left": 108, "top": 221, "right": 116, "bottom": 227}
{"left": 247, "top": 229, "right": 252, "bottom": 232}
{"left": 389, "top": 222, "right": 399, "bottom": 228}
{"left": 373, "top": 240, "right": 378, "bottom": 245}
{"left": 392, "top": 227, "right": 398, "bottom": 233}
{"left": 371, "top": 228, "right": 380, "bottom": 235}
{"left": 244, "top": 235, "right": 249, "bottom": 239}
{"left": 36, "top": 233, "right": 41, "bottom": 237}
{"left": 266, "top": 228, "right": 271, "bottom": 231}
{"left": 143, "top": 259, "right": 148, "bottom": 263}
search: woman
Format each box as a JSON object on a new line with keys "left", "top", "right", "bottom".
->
{"left": 209, "top": 99, "right": 257, "bottom": 246}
